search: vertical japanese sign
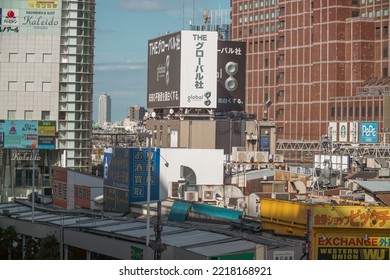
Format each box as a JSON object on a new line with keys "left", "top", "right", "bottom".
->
{"left": 338, "top": 122, "right": 348, "bottom": 142}
{"left": 0, "top": 121, "right": 4, "bottom": 148}
{"left": 217, "top": 41, "right": 246, "bottom": 111}
{"left": 103, "top": 187, "right": 129, "bottom": 212}
{"left": 103, "top": 147, "right": 130, "bottom": 190}
{"left": 349, "top": 122, "right": 359, "bottom": 143}
{"left": 180, "top": 30, "right": 218, "bottom": 108}
{"left": 129, "top": 147, "right": 160, "bottom": 203}
{"left": 328, "top": 122, "right": 338, "bottom": 142}
{"left": 38, "top": 120, "right": 56, "bottom": 148}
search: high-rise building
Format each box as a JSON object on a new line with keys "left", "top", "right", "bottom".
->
{"left": 127, "top": 105, "right": 145, "bottom": 122}
{"left": 98, "top": 92, "right": 111, "bottom": 127}
{"left": 231, "top": 0, "right": 390, "bottom": 161}
{"left": 0, "top": 0, "right": 95, "bottom": 200}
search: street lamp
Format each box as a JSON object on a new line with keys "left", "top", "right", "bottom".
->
{"left": 27, "top": 145, "right": 38, "bottom": 223}
{"left": 32, "top": 148, "right": 35, "bottom": 223}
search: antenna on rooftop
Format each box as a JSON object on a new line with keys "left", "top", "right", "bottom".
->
{"left": 192, "top": 0, "right": 195, "bottom": 28}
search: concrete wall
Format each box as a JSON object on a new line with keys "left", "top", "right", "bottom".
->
{"left": 159, "top": 148, "right": 224, "bottom": 200}
{"left": 180, "top": 120, "right": 216, "bottom": 149}
{"left": 66, "top": 170, "right": 103, "bottom": 210}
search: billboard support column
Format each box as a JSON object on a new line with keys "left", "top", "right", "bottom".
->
{"left": 146, "top": 134, "right": 152, "bottom": 247}
{"left": 32, "top": 149, "right": 36, "bottom": 223}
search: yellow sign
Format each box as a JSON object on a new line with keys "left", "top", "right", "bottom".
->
{"left": 313, "top": 206, "right": 390, "bottom": 229}
{"left": 28, "top": 0, "right": 58, "bottom": 9}
{"left": 38, "top": 126, "right": 55, "bottom": 136}
{"left": 260, "top": 198, "right": 310, "bottom": 237}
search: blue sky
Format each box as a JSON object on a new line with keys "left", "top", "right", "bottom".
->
{"left": 93, "top": 0, "right": 231, "bottom": 122}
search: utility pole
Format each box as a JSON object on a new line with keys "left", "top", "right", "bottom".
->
{"left": 306, "top": 208, "right": 313, "bottom": 260}
{"left": 149, "top": 201, "right": 166, "bottom": 260}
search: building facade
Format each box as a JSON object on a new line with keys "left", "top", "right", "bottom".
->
{"left": 98, "top": 92, "right": 111, "bottom": 127}
{"left": 0, "top": 0, "right": 95, "bottom": 170}
{"left": 127, "top": 105, "right": 145, "bottom": 122}
{"left": 230, "top": 0, "right": 390, "bottom": 160}
{"left": 0, "top": 0, "right": 95, "bottom": 201}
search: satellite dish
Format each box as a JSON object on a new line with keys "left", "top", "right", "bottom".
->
{"left": 151, "top": 112, "right": 156, "bottom": 118}
{"left": 169, "top": 108, "right": 174, "bottom": 115}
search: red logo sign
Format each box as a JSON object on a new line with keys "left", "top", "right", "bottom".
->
{"left": 7, "top": 10, "right": 15, "bottom": 18}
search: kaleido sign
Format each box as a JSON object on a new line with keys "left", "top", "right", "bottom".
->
{"left": 12, "top": 150, "right": 42, "bottom": 160}
{"left": 0, "top": 0, "right": 61, "bottom": 34}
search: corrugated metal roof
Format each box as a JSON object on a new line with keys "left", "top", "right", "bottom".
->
{"left": 376, "top": 193, "right": 390, "bottom": 206}
{"left": 245, "top": 169, "right": 275, "bottom": 180}
{"left": 95, "top": 222, "right": 145, "bottom": 232}
{"left": 354, "top": 180, "right": 390, "bottom": 193}
{"left": 161, "top": 230, "right": 230, "bottom": 247}
{"left": 345, "top": 171, "right": 378, "bottom": 180}
{"left": 119, "top": 225, "right": 181, "bottom": 238}
{"left": 50, "top": 217, "right": 93, "bottom": 226}
{"left": 0, "top": 201, "right": 303, "bottom": 259}
{"left": 188, "top": 239, "right": 257, "bottom": 257}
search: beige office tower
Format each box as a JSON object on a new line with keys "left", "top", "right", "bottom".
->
{"left": 0, "top": 0, "right": 95, "bottom": 201}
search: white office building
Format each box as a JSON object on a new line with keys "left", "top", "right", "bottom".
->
{"left": 98, "top": 92, "right": 111, "bottom": 127}
{"left": 0, "top": 0, "right": 96, "bottom": 201}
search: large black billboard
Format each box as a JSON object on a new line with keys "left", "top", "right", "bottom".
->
{"left": 147, "top": 30, "right": 218, "bottom": 109}
{"left": 147, "top": 31, "right": 181, "bottom": 108}
{"left": 217, "top": 41, "right": 246, "bottom": 112}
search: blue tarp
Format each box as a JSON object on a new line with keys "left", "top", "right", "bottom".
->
{"left": 191, "top": 203, "right": 243, "bottom": 221}
{"left": 168, "top": 200, "right": 192, "bottom": 222}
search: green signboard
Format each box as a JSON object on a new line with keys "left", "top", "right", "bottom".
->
{"left": 209, "top": 251, "right": 255, "bottom": 260}
{"left": 131, "top": 246, "right": 143, "bottom": 260}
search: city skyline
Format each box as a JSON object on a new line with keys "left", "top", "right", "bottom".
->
{"left": 93, "top": 0, "right": 231, "bottom": 122}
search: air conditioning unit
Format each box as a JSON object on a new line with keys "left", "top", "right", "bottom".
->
{"left": 202, "top": 190, "right": 216, "bottom": 201}
{"left": 273, "top": 154, "right": 284, "bottom": 163}
{"left": 313, "top": 190, "right": 325, "bottom": 196}
{"left": 263, "top": 110, "right": 268, "bottom": 120}
{"left": 246, "top": 133, "right": 258, "bottom": 141}
{"left": 184, "top": 191, "right": 199, "bottom": 202}
{"left": 272, "top": 193, "right": 290, "bottom": 200}
{"left": 256, "top": 152, "right": 269, "bottom": 163}
{"left": 236, "top": 200, "right": 246, "bottom": 210}
{"left": 237, "top": 152, "right": 247, "bottom": 162}
{"left": 339, "top": 190, "right": 352, "bottom": 196}
{"left": 170, "top": 182, "right": 179, "bottom": 198}
{"left": 347, "top": 181, "right": 359, "bottom": 191}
